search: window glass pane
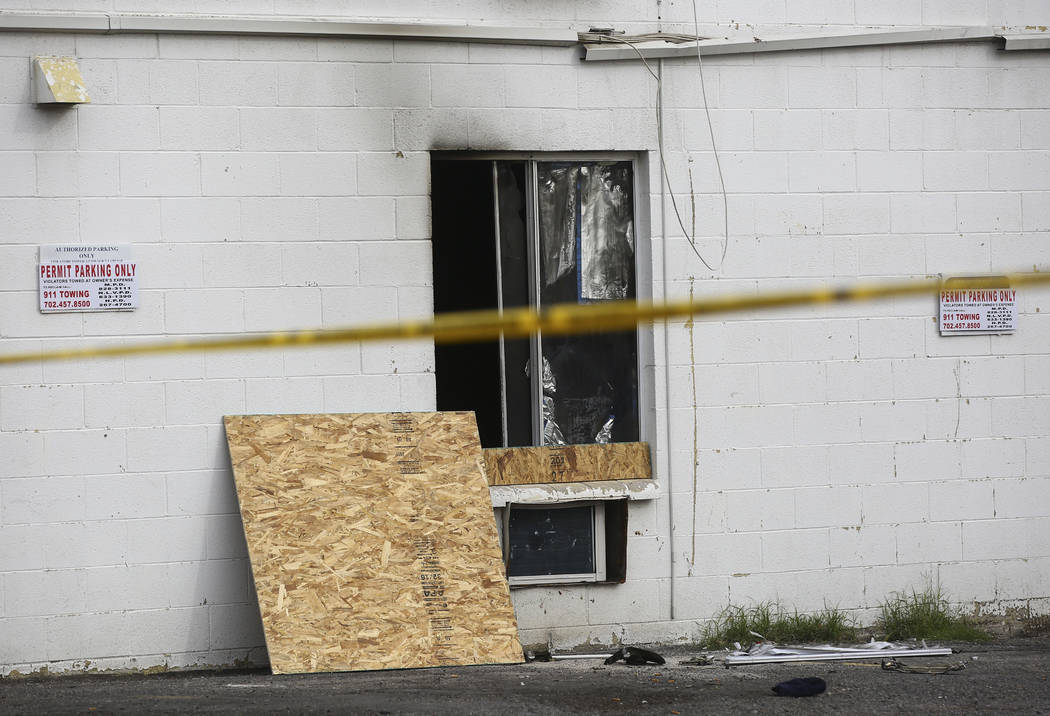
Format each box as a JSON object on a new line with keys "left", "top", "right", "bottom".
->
{"left": 537, "top": 164, "right": 578, "bottom": 298}
{"left": 538, "top": 162, "right": 634, "bottom": 302}
{"left": 541, "top": 332, "right": 638, "bottom": 444}
{"left": 496, "top": 162, "right": 534, "bottom": 447}
{"left": 536, "top": 161, "right": 638, "bottom": 445}
{"left": 507, "top": 505, "right": 595, "bottom": 577}
{"left": 580, "top": 162, "right": 634, "bottom": 301}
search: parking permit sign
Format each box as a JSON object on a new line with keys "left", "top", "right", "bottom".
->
{"left": 939, "top": 283, "right": 1016, "bottom": 335}
{"left": 39, "top": 245, "right": 139, "bottom": 313}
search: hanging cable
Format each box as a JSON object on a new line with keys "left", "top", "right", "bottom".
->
{"left": 583, "top": 23, "right": 729, "bottom": 272}
{"left": 692, "top": 0, "right": 729, "bottom": 271}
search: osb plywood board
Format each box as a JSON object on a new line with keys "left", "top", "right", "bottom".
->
{"left": 483, "top": 442, "right": 651, "bottom": 486}
{"left": 223, "top": 412, "right": 522, "bottom": 675}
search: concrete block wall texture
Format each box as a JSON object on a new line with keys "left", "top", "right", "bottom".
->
{"left": 0, "top": 3, "right": 1049, "bottom": 673}
{"left": 649, "top": 34, "right": 1050, "bottom": 646}
{"left": 0, "top": 26, "right": 442, "bottom": 675}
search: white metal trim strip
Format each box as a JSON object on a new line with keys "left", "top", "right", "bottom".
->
{"left": 1001, "top": 33, "right": 1050, "bottom": 51}
{"left": 583, "top": 26, "right": 1001, "bottom": 61}
{"left": 0, "top": 11, "right": 578, "bottom": 45}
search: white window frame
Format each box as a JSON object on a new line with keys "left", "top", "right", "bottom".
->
{"left": 495, "top": 500, "right": 607, "bottom": 586}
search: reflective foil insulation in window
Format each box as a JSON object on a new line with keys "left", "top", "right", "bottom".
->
{"left": 537, "top": 161, "right": 638, "bottom": 446}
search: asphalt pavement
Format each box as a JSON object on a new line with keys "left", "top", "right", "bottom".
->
{"left": 3, "top": 637, "right": 1049, "bottom": 714}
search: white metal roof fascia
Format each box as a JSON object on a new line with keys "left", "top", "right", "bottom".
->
{"left": 489, "top": 478, "right": 658, "bottom": 508}
{"left": 0, "top": 12, "right": 579, "bottom": 46}
{"left": 1002, "top": 33, "right": 1050, "bottom": 51}
{"left": 0, "top": 12, "right": 109, "bottom": 32}
{"left": 583, "top": 26, "right": 1000, "bottom": 61}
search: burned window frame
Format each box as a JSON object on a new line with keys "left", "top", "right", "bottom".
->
{"left": 432, "top": 153, "right": 644, "bottom": 450}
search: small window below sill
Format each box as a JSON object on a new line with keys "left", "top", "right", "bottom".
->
{"left": 492, "top": 483, "right": 655, "bottom": 588}
{"left": 502, "top": 501, "right": 609, "bottom": 585}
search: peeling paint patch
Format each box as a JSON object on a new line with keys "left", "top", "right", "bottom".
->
{"left": 489, "top": 478, "right": 657, "bottom": 507}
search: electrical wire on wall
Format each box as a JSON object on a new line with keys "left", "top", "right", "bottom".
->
{"left": 689, "top": 0, "right": 729, "bottom": 271}
{"left": 585, "top": 0, "right": 731, "bottom": 621}
{"left": 583, "top": 4, "right": 730, "bottom": 271}
{"left": 685, "top": 0, "right": 718, "bottom": 587}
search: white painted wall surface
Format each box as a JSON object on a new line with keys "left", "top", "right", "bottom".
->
{"left": 1, "top": 2, "right": 1049, "bottom": 674}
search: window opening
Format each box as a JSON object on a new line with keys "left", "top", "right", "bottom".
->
{"left": 432, "top": 158, "right": 638, "bottom": 449}
{"left": 493, "top": 499, "right": 629, "bottom": 586}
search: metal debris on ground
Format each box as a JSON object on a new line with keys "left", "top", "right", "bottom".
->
{"left": 551, "top": 653, "right": 615, "bottom": 661}
{"left": 604, "top": 646, "right": 666, "bottom": 665}
{"left": 524, "top": 646, "right": 616, "bottom": 662}
{"left": 881, "top": 659, "right": 967, "bottom": 674}
{"left": 523, "top": 647, "right": 552, "bottom": 662}
{"left": 725, "top": 640, "right": 953, "bottom": 666}
{"left": 681, "top": 654, "right": 717, "bottom": 666}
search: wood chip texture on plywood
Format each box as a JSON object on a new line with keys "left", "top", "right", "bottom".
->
{"left": 483, "top": 441, "right": 652, "bottom": 486}
{"left": 223, "top": 412, "right": 522, "bottom": 675}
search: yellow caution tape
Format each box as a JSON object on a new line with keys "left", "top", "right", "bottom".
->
{"left": 1, "top": 272, "right": 1047, "bottom": 366}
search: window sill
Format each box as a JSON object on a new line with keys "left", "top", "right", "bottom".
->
{"left": 489, "top": 479, "right": 657, "bottom": 508}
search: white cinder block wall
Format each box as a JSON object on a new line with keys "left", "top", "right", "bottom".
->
{"left": 1, "top": 1, "right": 1049, "bottom": 673}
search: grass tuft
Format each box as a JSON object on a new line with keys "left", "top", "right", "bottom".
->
{"left": 700, "top": 602, "right": 856, "bottom": 649}
{"left": 876, "top": 586, "right": 989, "bottom": 642}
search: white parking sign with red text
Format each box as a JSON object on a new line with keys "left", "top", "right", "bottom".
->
{"left": 39, "top": 245, "right": 139, "bottom": 312}
{"left": 939, "top": 287, "right": 1017, "bottom": 335}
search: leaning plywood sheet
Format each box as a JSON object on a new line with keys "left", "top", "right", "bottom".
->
{"left": 223, "top": 412, "right": 522, "bottom": 675}
{"left": 483, "top": 442, "right": 651, "bottom": 486}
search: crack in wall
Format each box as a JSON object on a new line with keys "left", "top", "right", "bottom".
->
{"left": 688, "top": 276, "right": 699, "bottom": 576}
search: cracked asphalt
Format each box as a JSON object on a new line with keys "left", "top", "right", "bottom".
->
{"left": 3, "top": 637, "right": 1049, "bottom": 714}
